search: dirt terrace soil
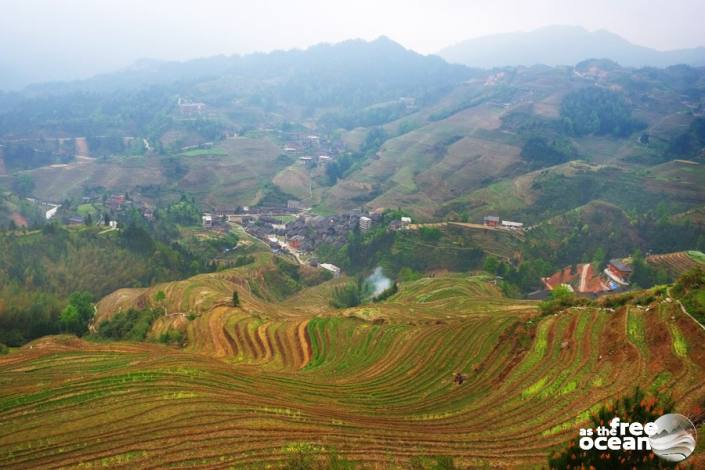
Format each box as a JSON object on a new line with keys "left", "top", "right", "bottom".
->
{"left": 1, "top": 273, "right": 704, "bottom": 469}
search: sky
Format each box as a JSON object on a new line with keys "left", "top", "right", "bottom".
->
{"left": 1, "top": 0, "right": 704, "bottom": 89}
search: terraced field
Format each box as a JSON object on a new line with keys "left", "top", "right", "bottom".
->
{"left": 647, "top": 250, "right": 705, "bottom": 277}
{"left": 1, "top": 271, "right": 705, "bottom": 468}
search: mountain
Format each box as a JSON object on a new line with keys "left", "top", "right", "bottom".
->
{"left": 438, "top": 25, "right": 705, "bottom": 68}
{"left": 20, "top": 36, "right": 474, "bottom": 99}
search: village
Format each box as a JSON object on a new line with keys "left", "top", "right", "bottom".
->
{"left": 24, "top": 186, "right": 669, "bottom": 301}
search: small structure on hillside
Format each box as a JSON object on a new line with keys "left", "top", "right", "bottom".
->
{"left": 178, "top": 98, "right": 206, "bottom": 116}
{"left": 320, "top": 263, "right": 341, "bottom": 278}
{"left": 542, "top": 263, "right": 613, "bottom": 295}
{"left": 288, "top": 235, "right": 304, "bottom": 250}
{"left": 605, "top": 259, "right": 633, "bottom": 285}
{"left": 400, "top": 216, "right": 412, "bottom": 230}
{"left": 287, "top": 200, "right": 303, "bottom": 210}
{"left": 202, "top": 214, "right": 213, "bottom": 228}
{"left": 359, "top": 216, "right": 372, "bottom": 232}
{"left": 483, "top": 215, "right": 500, "bottom": 227}
{"left": 501, "top": 220, "right": 524, "bottom": 230}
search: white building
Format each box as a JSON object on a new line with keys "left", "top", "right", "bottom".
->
{"left": 359, "top": 216, "right": 372, "bottom": 232}
{"left": 320, "top": 263, "right": 341, "bottom": 278}
{"left": 400, "top": 216, "right": 412, "bottom": 230}
{"left": 202, "top": 214, "right": 213, "bottom": 228}
{"left": 500, "top": 220, "right": 524, "bottom": 230}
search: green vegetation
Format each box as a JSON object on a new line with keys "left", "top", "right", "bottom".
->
{"left": 672, "top": 267, "right": 705, "bottom": 324}
{"left": 538, "top": 285, "right": 590, "bottom": 315}
{"left": 330, "top": 281, "right": 363, "bottom": 308}
{"left": 58, "top": 292, "right": 94, "bottom": 336}
{"left": 95, "top": 308, "right": 161, "bottom": 341}
{"left": 667, "top": 117, "right": 705, "bottom": 161}
{"left": 549, "top": 388, "right": 673, "bottom": 469}
{"left": 560, "top": 87, "right": 645, "bottom": 137}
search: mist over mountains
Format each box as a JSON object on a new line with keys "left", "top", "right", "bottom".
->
{"left": 438, "top": 25, "right": 705, "bottom": 68}
{"left": 5, "top": 26, "right": 705, "bottom": 93}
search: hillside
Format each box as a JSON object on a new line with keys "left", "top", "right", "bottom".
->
{"left": 1, "top": 268, "right": 704, "bottom": 467}
{"left": 438, "top": 25, "right": 705, "bottom": 68}
{"left": 2, "top": 39, "right": 705, "bottom": 229}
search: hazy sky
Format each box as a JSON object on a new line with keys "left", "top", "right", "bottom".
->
{"left": 1, "top": 0, "right": 704, "bottom": 89}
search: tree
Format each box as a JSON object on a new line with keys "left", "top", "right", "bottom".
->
{"left": 483, "top": 255, "right": 500, "bottom": 274}
{"left": 59, "top": 292, "right": 94, "bottom": 336}
{"left": 154, "top": 290, "right": 167, "bottom": 315}
{"left": 12, "top": 174, "right": 35, "bottom": 197}
{"left": 59, "top": 304, "right": 81, "bottom": 334}
{"left": 232, "top": 291, "right": 240, "bottom": 307}
{"left": 592, "top": 247, "right": 608, "bottom": 270}
{"left": 549, "top": 387, "right": 674, "bottom": 469}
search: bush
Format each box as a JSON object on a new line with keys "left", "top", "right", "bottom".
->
{"left": 158, "top": 330, "right": 185, "bottom": 346}
{"left": 96, "top": 308, "right": 160, "bottom": 341}
{"left": 0, "top": 343, "right": 8, "bottom": 355}
{"left": 672, "top": 267, "right": 705, "bottom": 324}
{"left": 538, "top": 285, "right": 592, "bottom": 315}
{"left": 330, "top": 282, "right": 362, "bottom": 309}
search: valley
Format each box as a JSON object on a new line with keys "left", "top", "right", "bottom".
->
{"left": 0, "top": 29, "right": 704, "bottom": 469}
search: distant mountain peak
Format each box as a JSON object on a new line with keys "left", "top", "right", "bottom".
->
{"left": 439, "top": 25, "right": 705, "bottom": 68}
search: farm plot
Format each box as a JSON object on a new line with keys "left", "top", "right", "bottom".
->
{"left": 1, "top": 274, "right": 704, "bottom": 468}
{"left": 647, "top": 250, "right": 705, "bottom": 277}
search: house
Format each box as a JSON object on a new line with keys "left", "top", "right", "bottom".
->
{"left": 542, "top": 263, "right": 612, "bottom": 295}
{"left": 142, "top": 208, "right": 154, "bottom": 221}
{"left": 289, "top": 235, "right": 304, "bottom": 250}
{"left": 287, "top": 200, "right": 302, "bottom": 210}
{"left": 68, "top": 216, "right": 84, "bottom": 225}
{"left": 400, "top": 216, "right": 412, "bottom": 230}
{"left": 483, "top": 215, "right": 500, "bottom": 227}
{"left": 501, "top": 220, "right": 524, "bottom": 230}
{"left": 202, "top": 214, "right": 213, "bottom": 228}
{"left": 605, "top": 259, "right": 633, "bottom": 285}
{"left": 178, "top": 98, "right": 206, "bottom": 116}
{"left": 359, "top": 216, "right": 372, "bottom": 232}
{"left": 299, "top": 156, "right": 313, "bottom": 164}
{"left": 109, "top": 220, "right": 118, "bottom": 229}
{"left": 318, "top": 155, "right": 332, "bottom": 164}
{"left": 320, "top": 263, "right": 341, "bottom": 278}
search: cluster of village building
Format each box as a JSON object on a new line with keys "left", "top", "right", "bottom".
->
{"left": 538, "top": 258, "right": 634, "bottom": 298}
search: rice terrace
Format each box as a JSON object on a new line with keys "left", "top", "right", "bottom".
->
{"left": 1, "top": 254, "right": 705, "bottom": 468}
{"left": 4, "top": 1, "right": 705, "bottom": 468}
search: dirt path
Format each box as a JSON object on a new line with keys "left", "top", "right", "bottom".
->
{"left": 579, "top": 263, "right": 589, "bottom": 292}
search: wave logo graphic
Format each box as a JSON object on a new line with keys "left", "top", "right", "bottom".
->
{"left": 649, "top": 413, "right": 697, "bottom": 462}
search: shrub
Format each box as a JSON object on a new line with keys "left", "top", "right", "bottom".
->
{"left": 330, "top": 282, "right": 362, "bottom": 309}
{"left": 539, "top": 285, "right": 592, "bottom": 315}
